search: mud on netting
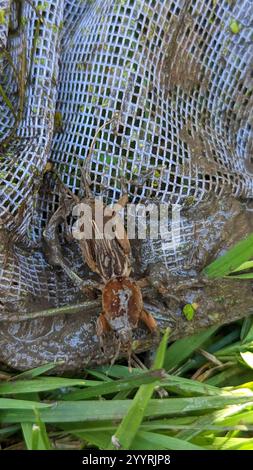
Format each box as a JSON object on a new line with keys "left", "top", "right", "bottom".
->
{"left": 0, "top": 0, "right": 253, "bottom": 369}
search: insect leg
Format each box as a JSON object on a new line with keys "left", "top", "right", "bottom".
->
{"left": 96, "top": 313, "right": 111, "bottom": 337}
{"left": 140, "top": 309, "right": 158, "bottom": 335}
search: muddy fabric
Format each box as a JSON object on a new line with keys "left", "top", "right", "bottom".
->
{"left": 0, "top": 0, "right": 253, "bottom": 371}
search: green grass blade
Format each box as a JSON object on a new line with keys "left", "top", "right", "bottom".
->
{"left": 203, "top": 233, "right": 253, "bottom": 278}
{"left": 231, "top": 261, "right": 253, "bottom": 273}
{"left": 32, "top": 409, "right": 51, "bottom": 450}
{"left": 133, "top": 431, "right": 204, "bottom": 450}
{"left": 21, "top": 423, "right": 34, "bottom": 450}
{"left": 215, "top": 409, "right": 253, "bottom": 427}
{"left": 84, "top": 369, "right": 113, "bottom": 382}
{"left": 11, "top": 362, "right": 65, "bottom": 380}
{"left": 205, "top": 366, "right": 246, "bottom": 387}
{"left": 31, "top": 423, "right": 40, "bottom": 450}
{"left": 164, "top": 326, "right": 218, "bottom": 371}
{"left": 0, "top": 377, "right": 93, "bottom": 395}
{"left": 0, "top": 425, "right": 20, "bottom": 440}
{"left": 225, "top": 273, "right": 253, "bottom": 279}
{"left": 1, "top": 394, "right": 253, "bottom": 424}
{"left": 161, "top": 375, "right": 224, "bottom": 396}
{"left": 95, "top": 365, "right": 143, "bottom": 379}
{"left": 0, "top": 398, "right": 51, "bottom": 410}
{"left": 0, "top": 84, "right": 17, "bottom": 118}
{"left": 78, "top": 430, "right": 111, "bottom": 449}
{"left": 62, "top": 370, "right": 165, "bottom": 400}
{"left": 240, "top": 316, "right": 253, "bottom": 342}
{"left": 108, "top": 328, "right": 171, "bottom": 450}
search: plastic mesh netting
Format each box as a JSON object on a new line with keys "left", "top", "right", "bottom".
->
{"left": 0, "top": 0, "right": 253, "bottom": 369}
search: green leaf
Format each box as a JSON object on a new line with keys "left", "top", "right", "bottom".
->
{"left": 229, "top": 19, "right": 241, "bottom": 34}
{"left": 182, "top": 304, "right": 197, "bottom": 321}
{"left": 108, "top": 328, "right": 171, "bottom": 450}
{"left": 203, "top": 233, "right": 253, "bottom": 278}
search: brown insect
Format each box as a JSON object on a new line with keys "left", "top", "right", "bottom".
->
{"left": 43, "top": 118, "right": 158, "bottom": 361}
{"left": 98, "top": 277, "right": 157, "bottom": 350}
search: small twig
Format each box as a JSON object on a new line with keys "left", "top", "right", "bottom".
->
{"left": 0, "top": 299, "right": 101, "bottom": 323}
{"left": 82, "top": 114, "right": 119, "bottom": 184}
{"left": 198, "top": 348, "right": 223, "bottom": 367}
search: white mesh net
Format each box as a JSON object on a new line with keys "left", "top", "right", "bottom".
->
{"left": 0, "top": 0, "right": 253, "bottom": 370}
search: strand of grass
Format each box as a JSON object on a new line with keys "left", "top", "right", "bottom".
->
{"left": 214, "top": 340, "right": 253, "bottom": 358}
{"left": 164, "top": 326, "right": 218, "bottom": 371}
{"left": 214, "top": 409, "right": 253, "bottom": 427}
{"left": 161, "top": 374, "right": 225, "bottom": 397}
{"left": 206, "top": 362, "right": 253, "bottom": 387}
{"left": 62, "top": 369, "right": 166, "bottom": 401}
{"left": 60, "top": 369, "right": 221, "bottom": 401}
{"left": 76, "top": 427, "right": 204, "bottom": 450}
{"left": 176, "top": 412, "right": 222, "bottom": 442}
{"left": 0, "top": 84, "right": 17, "bottom": 119}
{"left": 84, "top": 369, "right": 114, "bottom": 382}
{"left": 22, "top": 423, "right": 36, "bottom": 450}
{"left": 18, "top": 391, "right": 51, "bottom": 450}
{"left": 240, "top": 315, "right": 253, "bottom": 341}
{"left": 59, "top": 416, "right": 253, "bottom": 436}
{"left": 22, "top": 411, "right": 51, "bottom": 450}
{"left": 108, "top": 328, "right": 171, "bottom": 450}
{"left": 95, "top": 364, "right": 143, "bottom": 378}
{"left": 177, "top": 392, "right": 253, "bottom": 443}
{"left": 132, "top": 430, "right": 204, "bottom": 450}
{"left": 0, "top": 398, "right": 51, "bottom": 410}
{"left": 0, "top": 377, "right": 100, "bottom": 395}
{"left": 153, "top": 329, "right": 240, "bottom": 377}
{"left": 0, "top": 299, "right": 100, "bottom": 322}
{"left": 203, "top": 232, "right": 253, "bottom": 278}
{"left": 226, "top": 273, "right": 253, "bottom": 279}
{"left": 1, "top": 394, "right": 252, "bottom": 424}
{"left": 197, "top": 436, "right": 253, "bottom": 451}
{"left": 112, "top": 390, "right": 133, "bottom": 400}
{"left": 33, "top": 409, "right": 51, "bottom": 450}
{"left": 0, "top": 425, "right": 20, "bottom": 439}
{"left": 9, "top": 362, "right": 65, "bottom": 380}
{"left": 231, "top": 261, "right": 253, "bottom": 273}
